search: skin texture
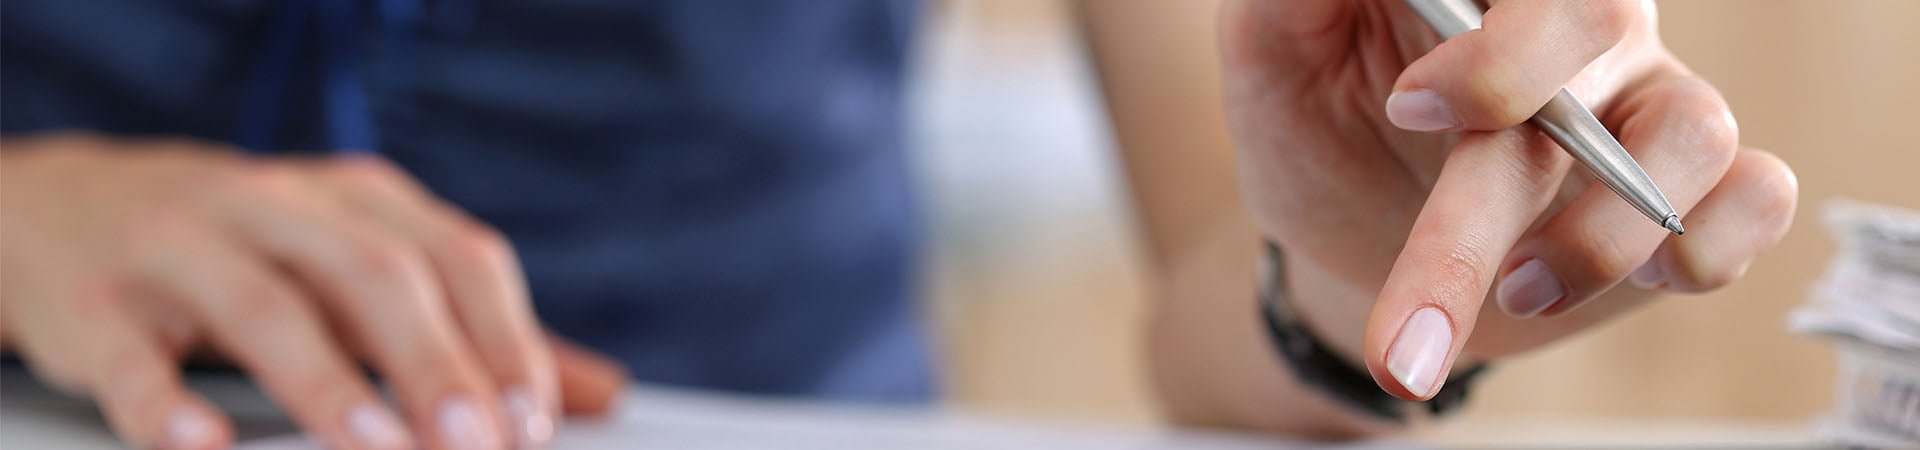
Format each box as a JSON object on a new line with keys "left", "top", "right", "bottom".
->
{"left": 1219, "top": 0, "right": 1796, "bottom": 402}
{"left": 0, "top": 133, "right": 627, "bottom": 450}
{"left": 1082, "top": 0, "right": 1795, "bottom": 438}
{"left": 0, "top": 0, "right": 1801, "bottom": 446}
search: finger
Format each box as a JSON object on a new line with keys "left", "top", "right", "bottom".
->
{"left": 318, "top": 155, "right": 558, "bottom": 446}
{"left": 54, "top": 283, "right": 232, "bottom": 450}
{"left": 1388, "top": 0, "right": 1644, "bottom": 131}
{"left": 197, "top": 165, "right": 508, "bottom": 449}
{"left": 1631, "top": 149, "right": 1797, "bottom": 293}
{"left": 1496, "top": 75, "right": 1739, "bottom": 317}
{"left": 1364, "top": 128, "right": 1572, "bottom": 400}
{"left": 131, "top": 223, "right": 413, "bottom": 450}
{"left": 549, "top": 333, "right": 628, "bottom": 416}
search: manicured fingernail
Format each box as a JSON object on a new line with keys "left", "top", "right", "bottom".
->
{"left": 438, "top": 396, "right": 504, "bottom": 450}
{"left": 1629, "top": 258, "right": 1665, "bottom": 290}
{"left": 166, "top": 407, "right": 217, "bottom": 450}
{"left": 504, "top": 385, "right": 555, "bottom": 448}
{"left": 1385, "top": 89, "right": 1461, "bottom": 131}
{"left": 1497, "top": 259, "right": 1567, "bottom": 318}
{"left": 1387, "top": 307, "right": 1453, "bottom": 399}
{"left": 346, "top": 402, "right": 412, "bottom": 450}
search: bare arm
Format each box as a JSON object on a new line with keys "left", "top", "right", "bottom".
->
{"left": 1072, "top": 0, "right": 1392, "bottom": 439}
{"left": 1075, "top": 0, "right": 1796, "bottom": 440}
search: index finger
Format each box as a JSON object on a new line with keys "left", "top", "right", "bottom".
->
{"left": 1363, "top": 128, "right": 1570, "bottom": 400}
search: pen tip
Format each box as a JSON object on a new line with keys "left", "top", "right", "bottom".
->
{"left": 1661, "top": 215, "right": 1685, "bottom": 235}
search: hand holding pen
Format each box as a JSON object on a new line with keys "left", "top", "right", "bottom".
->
{"left": 1221, "top": 0, "right": 1799, "bottom": 401}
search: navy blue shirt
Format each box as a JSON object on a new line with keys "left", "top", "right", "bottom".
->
{"left": 2, "top": 0, "right": 932, "bottom": 403}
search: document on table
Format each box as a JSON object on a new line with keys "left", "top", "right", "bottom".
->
{"left": 2, "top": 367, "right": 1381, "bottom": 450}
{"left": 240, "top": 386, "right": 1361, "bottom": 450}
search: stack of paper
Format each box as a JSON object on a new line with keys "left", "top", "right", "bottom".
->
{"left": 1789, "top": 199, "right": 1920, "bottom": 448}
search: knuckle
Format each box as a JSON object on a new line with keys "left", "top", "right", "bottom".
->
{"left": 1688, "top": 263, "right": 1746, "bottom": 291}
{"left": 231, "top": 164, "right": 299, "bottom": 192}
{"left": 1667, "top": 246, "right": 1744, "bottom": 292}
{"left": 1463, "top": 66, "right": 1534, "bottom": 126}
{"left": 1667, "top": 86, "right": 1740, "bottom": 156}
{"left": 1407, "top": 235, "right": 1491, "bottom": 303}
{"left": 1571, "top": 228, "right": 1640, "bottom": 282}
{"left": 341, "top": 233, "right": 422, "bottom": 278}
{"left": 1743, "top": 151, "right": 1801, "bottom": 226}
{"left": 209, "top": 163, "right": 302, "bottom": 202}
{"left": 121, "top": 205, "right": 197, "bottom": 237}
{"left": 63, "top": 277, "right": 129, "bottom": 320}
{"left": 1760, "top": 176, "right": 1799, "bottom": 229}
{"left": 117, "top": 208, "right": 204, "bottom": 255}
{"left": 1582, "top": 0, "right": 1642, "bottom": 42}
{"left": 440, "top": 222, "right": 514, "bottom": 268}
{"left": 1646, "top": 82, "right": 1740, "bottom": 176}
{"left": 218, "top": 281, "right": 304, "bottom": 336}
{"left": 1698, "top": 113, "right": 1740, "bottom": 160}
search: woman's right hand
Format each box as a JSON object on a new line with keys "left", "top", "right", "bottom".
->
{"left": 0, "top": 132, "right": 628, "bottom": 450}
{"left": 1221, "top": 0, "right": 1797, "bottom": 402}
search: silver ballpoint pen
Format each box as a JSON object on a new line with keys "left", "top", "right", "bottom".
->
{"left": 1405, "top": 0, "right": 1685, "bottom": 235}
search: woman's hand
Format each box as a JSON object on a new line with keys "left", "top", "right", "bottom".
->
{"left": 1221, "top": 0, "right": 1797, "bottom": 400}
{"left": 0, "top": 133, "right": 627, "bottom": 450}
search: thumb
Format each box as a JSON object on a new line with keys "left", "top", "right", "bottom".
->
{"left": 548, "top": 333, "right": 629, "bottom": 416}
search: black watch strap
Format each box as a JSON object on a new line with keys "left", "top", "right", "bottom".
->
{"left": 1257, "top": 241, "right": 1486, "bottom": 422}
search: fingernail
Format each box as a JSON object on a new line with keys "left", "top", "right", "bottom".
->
{"left": 1629, "top": 258, "right": 1666, "bottom": 290}
{"left": 346, "top": 401, "right": 412, "bottom": 450}
{"left": 504, "top": 385, "right": 555, "bottom": 448}
{"left": 1497, "top": 259, "right": 1567, "bottom": 318}
{"left": 1385, "top": 89, "right": 1461, "bottom": 132}
{"left": 166, "top": 407, "right": 217, "bottom": 450}
{"left": 1387, "top": 307, "right": 1453, "bottom": 399}
{"left": 438, "top": 396, "right": 504, "bottom": 450}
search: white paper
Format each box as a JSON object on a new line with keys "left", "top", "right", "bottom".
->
{"left": 238, "top": 386, "right": 1366, "bottom": 450}
{"left": 1789, "top": 199, "right": 1920, "bottom": 446}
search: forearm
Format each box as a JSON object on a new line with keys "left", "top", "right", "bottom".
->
{"left": 1072, "top": 0, "right": 1403, "bottom": 437}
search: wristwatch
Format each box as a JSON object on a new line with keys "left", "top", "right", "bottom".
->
{"left": 1257, "top": 241, "right": 1487, "bottom": 422}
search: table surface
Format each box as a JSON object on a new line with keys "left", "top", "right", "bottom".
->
{"left": 0, "top": 368, "right": 1819, "bottom": 449}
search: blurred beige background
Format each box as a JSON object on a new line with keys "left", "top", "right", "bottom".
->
{"left": 909, "top": 0, "right": 1920, "bottom": 434}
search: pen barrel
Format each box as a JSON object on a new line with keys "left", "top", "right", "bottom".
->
{"left": 1530, "top": 89, "right": 1680, "bottom": 226}
{"left": 1405, "top": 0, "right": 1485, "bottom": 38}
{"left": 1406, "top": 0, "right": 1681, "bottom": 230}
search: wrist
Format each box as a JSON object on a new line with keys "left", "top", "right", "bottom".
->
{"left": 1274, "top": 248, "right": 1373, "bottom": 367}
{"left": 1258, "top": 241, "right": 1490, "bottom": 422}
